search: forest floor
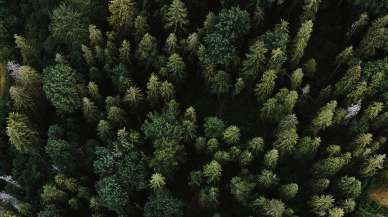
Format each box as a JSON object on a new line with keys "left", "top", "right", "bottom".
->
{"left": 370, "top": 188, "right": 388, "bottom": 207}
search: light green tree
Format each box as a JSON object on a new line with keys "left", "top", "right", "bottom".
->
{"left": 290, "top": 20, "right": 314, "bottom": 67}
{"left": 164, "top": 0, "right": 189, "bottom": 33}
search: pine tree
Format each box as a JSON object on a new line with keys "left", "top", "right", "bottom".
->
{"left": 263, "top": 149, "right": 279, "bottom": 170}
{"left": 312, "top": 100, "right": 337, "bottom": 132}
{"left": 150, "top": 173, "right": 166, "bottom": 191}
{"left": 254, "top": 70, "right": 277, "bottom": 103}
{"left": 335, "top": 176, "right": 362, "bottom": 198}
{"left": 278, "top": 183, "right": 298, "bottom": 200}
{"left": 164, "top": 0, "right": 189, "bottom": 33}
{"left": 334, "top": 65, "right": 361, "bottom": 97}
{"left": 43, "top": 64, "right": 81, "bottom": 114}
{"left": 108, "top": 0, "right": 137, "bottom": 30}
{"left": 203, "top": 160, "right": 222, "bottom": 184}
{"left": 358, "top": 15, "right": 388, "bottom": 58}
{"left": 119, "top": 40, "right": 131, "bottom": 64}
{"left": 49, "top": 4, "right": 87, "bottom": 45}
{"left": 162, "top": 53, "right": 186, "bottom": 84}
{"left": 136, "top": 33, "right": 158, "bottom": 65}
{"left": 290, "top": 20, "right": 314, "bottom": 67}
{"left": 273, "top": 114, "right": 299, "bottom": 154}
{"left": 300, "top": 0, "right": 321, "bottom": 22}
{"left": 88, "top": 25, "right": 103, "bottom": 47}
{"left": 360, "top": 154, "right": 386, "bottom": 177}
{"left": 241, "top": 40, "right": 268, "bottom": 82}
{"left": 6, "top": 112, "right": 39, "bottom": 153}
{"left": 230, "top": 176, "right": 255, "bottom": 205}
{"left": 134, "top": 14, "right": 150, "bottom": 42}
{"left": 223, "top": 125, "right": 240, "bottom": 145}
{"left": 291, "top": 68, "right": 303, "bottom": 90}
{"left": 309, "top": 194, "right": 335, "bottom": 216}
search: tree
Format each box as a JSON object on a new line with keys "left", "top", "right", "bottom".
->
{"left": 119, "top": 40, "right": 131, "bottom": 64}
{"left": 164, "top": 0, "right": 189, "bottom": 33}
{"left": 241, "top": 40, "right": 268, "bottom": 81}
{"left": 43, "top": 64, "right": 81, "bottom": 113}
{"left": 82, "top": 97, "right": 99, "bottom": 124}
{"left": 161, "top": 53, "right": 186, "bottom": 84}
{"left": 136, "top": 33, "right": 158, "bottom": 65}
{"left": 165, "top": 33, "right": 178, "bottom": 54}
{"left": 255, "top": 69, "right": 277, "bottom": 103}
{"left": 312, "top": 154, "right": 351, "bottom": 178}
{"left": 309, "top": 194, "right": 335, "bottom": 216}
{"left": 144, "top": 191, "right": 184, "bottom": 217}
{"left": 334, "top": 65, "right": 361, "bottom": 97}
{"left": 358, "top": 15, "right": 388, "bottom": 58}
{"left": 294, "top": 136, "right": 321, "bottom": 160}
{"left": 45, "top": 138, "right": 75, "bottom": 171}
{"left": 291, "top": 68, "right": 303, "bottom": 89}
{"left": 203, "top": 117, "right": 225, "bottom": 138}
{"left": 258, "top": 169, "right": 277, "bottom": 189}
{"left": 124, "top": 86, "right": 144, "bottom": 108}
{"left": 50, "top": 4, "right": 87, "bottom": 45}
{"left": 150, "top": 173, "right": 166, "bottom": 191}
{"left": 273, "top": 114, "right": 299, "bottom": 154}
{"left": 230, "top": 177, "right": 255, "bottom": 205}
{"left": 335, "top": 176, "right": 362, "bottom": 198}
{"left": 203, "top": 160, "right": 222, "bottom": 184}
{"left": 223, "top": 125, "right": 240, "bottom": 144}
{"left": 146, "top": 73, "right": 161, "bottom": 105}
{"left": 312, "top": 100, "right": 337, "bottom": 131}
{"left": 255, "top": 197, "right": 286, "bottom": 217}
{"left": 96, "top": 175, "right": 128, "bottom": 212}
{"left": 88, "top": 25, "right": 103, "bottom": 47}
{"left": 360, "top": 154, "right": 386, "bottom": 177}
{"left": 263, "top": 149, "right": 279, "bottom": 170}
{"left": 13, "top": 35, "right": 36, "bottom": 65}
{"left": 249, "top": 137, "right": 265, "bottom": 155}
{"left": 209, "top": 70, "right": 231, "bottom": 95}
{"left": 278, "top": 183, "right": 298, "bottom": 200}
{"left": 199, "top": 186, "right": 219, "bottom": 208}
{"left": 290, "top": 20, "right": 314, "bottom": 67}
{"left": 134, "top": 14, "right": 150, "bottom": 41}
{"left": 300, "top": 0, "right": 321, "bottom": 22}
{"left": 203, "top": 7, "right": 251, "bottom": 65}
{"left": 9, "top": 66, "right": 42, "bottom": 113}
{"left": 108, "top": 0, "right": 137, "bottom": 29}
{"left": 6, "top": 112, "right": 39, "bottom": 153}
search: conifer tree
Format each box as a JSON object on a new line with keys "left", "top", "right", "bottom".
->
{"left": 108, "top": 0, "right": 137, "bottom": 30}
{"left": 290, "top": 20, "right": 314, "bottom": 67}
{"left": 42, "top": 64, "right": 81, "bottom": 114}
{"left": 6, "top": 112, "right": 39, "bottom": 153}
{"left": 241, "top": 40, "right": 268, "bottom": 82}
{"left": 309, "top": 194, "right": 335, "bottom": 216}
{"left": 255, "top": 70, "right": 277, "bottom": 103}
{"left": 312, "top": 100, "right": 337, "bottom": 132}
{"left": 164, "top": 0, "right": 189, "bottom": 33}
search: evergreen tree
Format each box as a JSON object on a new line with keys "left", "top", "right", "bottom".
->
{"left": 43, "top": 64, "right": 81, "bottom": 114}
{"left": 241, "top": 40, "right": 268, "bottom": 82}
{"left": 164, "top": 0, "right": 189, "bottom": 33}
{"left": 108, "top": 0, "right": 137, "bottom": 30}
{"left": 290, "top": 20, "right": 314, "bottom": 67}
{"left": 6, "top": 112, "right": 39, "bottom": 153}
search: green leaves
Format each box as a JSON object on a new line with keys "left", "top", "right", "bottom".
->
{"left": 144, "top": 191, "right": 184, "bottom": 217}
{"left": 6, "top": 112, "right": 39, "bottom": 153}
{"left": 43, "top": 64, "right": 81, "bottom": 114}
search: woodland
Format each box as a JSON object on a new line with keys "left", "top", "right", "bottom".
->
{"left": 1, "top": 0, "right": 388, "bottom": 217}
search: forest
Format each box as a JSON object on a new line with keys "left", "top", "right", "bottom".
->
{"left": 1, "top": 0, "right": 388, "bottom": 216}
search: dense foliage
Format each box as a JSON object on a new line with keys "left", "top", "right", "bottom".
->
{"left": 1, "top": 0, "right": 388, "bottom": 216}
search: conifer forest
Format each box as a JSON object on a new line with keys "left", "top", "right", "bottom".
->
{"left": 2, "top": 0, "right": 388, "bottom": 216}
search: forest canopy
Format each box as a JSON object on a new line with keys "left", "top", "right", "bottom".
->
{"left": 1, "top": 0, "right": 388, "bottom": 217}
